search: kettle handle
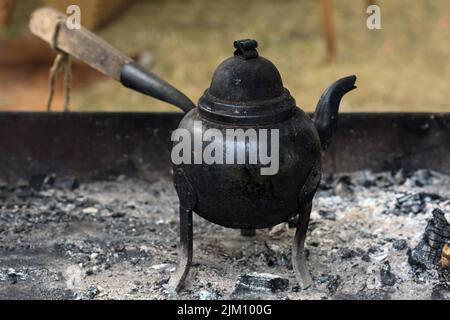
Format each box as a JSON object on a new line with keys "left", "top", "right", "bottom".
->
{"left": 29, "top": 7, "right": 195, "bottom": 113}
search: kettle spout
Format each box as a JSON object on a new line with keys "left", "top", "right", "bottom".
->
{"left": 314, "top": 75, "right": 357, "bottom": 151}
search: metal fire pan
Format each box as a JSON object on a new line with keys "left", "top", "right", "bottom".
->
{"left": 0, "top": 112, "right": 448, "bottom": 182}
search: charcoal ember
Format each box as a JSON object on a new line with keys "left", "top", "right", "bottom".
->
{"left": 29, "top": 175, "right": 46, "bottom": 191}
{"left": 431, "top": 283, "right": 450, "bottom": 300}
{"left": 85, "top": 269, "right": 95, "bottom": 276}
{"left": 53, "top": 176, "right": 79, "bottom": 190}
{"left": 129, "top": 280, "right": 142, "bottom": 293}
{"left": 233, "top": 273, "right": 289, "bottom": 294}
{"left": 77, "top": 285, "right": 100, "bottom": 300}
{"left": 358, "top": 230, "right": 378, "bottom": 239}
{"left": 2, "top": 268, "right": 28, "bottom": 285}
{"left": 339, "top": 248, "right": 364, "bottom": 260}
{"left": 7, "top": 270, "right": 19, "bottom": 285}
{"left": 364, "top": 171, "right": 396, "bottom": 188}
{"left": 111, "top": 212, "right": 126, "bottom": 219}
{"left": 124, "top": 200, "right": 138, "bottom": 210}
{"left": 409, "top": 209, "right": 450, "bottom": 269}
{"left": 392, "top": 239, "right": 408, "bottom": 251}
{"left": 395, "top": 193, "right": 423, "bottom": 215}
{"left": 361, "top": 254, "right": 371, "bottom": 262}
{"left": 326, "top": 275, "right": 341, "bottom": 294}
{"left": 28, "top": 174, "right": 54, "bottom": 191}
{"left": 380, "top": 261, "right": 396, "bottom": 287}
{"left": 319, "top": 210, "right": 336, "bottom": 221}
{"left": 388, "top": 192, "right": 443, "bottom": 215}
{"left": 409, "top": 169, "right": 435, "bottom": 187}
{"left": 420, "top": 193, "right": 444, "bottom": 202}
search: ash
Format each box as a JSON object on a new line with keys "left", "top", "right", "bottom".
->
{"left": 0, "top": 170, "right": 449, "bottom": 300}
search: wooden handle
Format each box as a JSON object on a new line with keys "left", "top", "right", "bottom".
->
{"left": 29, "top": 6, "right": 196, "bottom": 112}
{"left": 29, "top": 7, "right": 131, "bottom": 81}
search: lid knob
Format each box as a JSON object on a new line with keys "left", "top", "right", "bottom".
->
{"left": 233, "top": 39, "right": 259, "bottom": 60}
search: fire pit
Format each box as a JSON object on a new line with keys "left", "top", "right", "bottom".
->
{"left": 0, "top": 112, "right": 449, "bottom": 300}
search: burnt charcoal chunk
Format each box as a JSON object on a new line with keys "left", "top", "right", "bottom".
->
{"left": 233, "top": 273, "right": 289, "bottom": 294}
{"left": 420, "top": 193, "right": 443, "bottom": 201}
{"left": 29, "top": 174, "right": 48, "bottom": 191}
{"left": 362, "top": 180, "right": 375, "bottom": 188}
{"left": 339, "top": 248, "right": 363, "bottom": 260}
{"left": 411, "top": 170, "right": 435, "bottom": 187}
{"left": 340, "top": 248, "right": 356, "bottom": 259}
{"left": 53, "top": 176, "right": 79, "bottom": 190}
{"left": 326, "top": 275, "right": 341, "bottom": 294}
{"left": 409, "top": 209, "right": 450, "bottom": 269}
{"left": 111, "top": 212, "right": 126, "bottom": 219}
{"left": 7, "top": 272, "right": 19, "bottom": 285}
{"left": 380, "top": 261, "right": 396, "bottom": 287}
{"left": 81, "top": 285, "right": 100, "bottom": 300}
{"left": 388, "top": 192, "right": 444, "bottom": 215}
{"left": 396, "top": 193, "right": 424, "bottom": 214}
{"left": 431, "top": 283, "right": 450, "bottom": 300}
{"left": 319, "top": 210, "right": 336, "bottom": 221}
{"left": 393, "top": 239, "right": 408, "bottom": 251}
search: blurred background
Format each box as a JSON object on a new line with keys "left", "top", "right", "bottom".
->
{"left": 0, "top": 0, "right": 449, "bottom": 113}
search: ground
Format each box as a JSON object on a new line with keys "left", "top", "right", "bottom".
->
{"left": 0, "top": 170, "right": 449, "bottom": 300}
{"left": 1, "top": 0, "right": 450, "bottom": 112}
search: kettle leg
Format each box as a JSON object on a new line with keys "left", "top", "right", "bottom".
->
{"left": 292, "top": 202, "right": 313, "bottom": 289}
{"left": 168, "top": 206, "right": 193, "bottom": 292}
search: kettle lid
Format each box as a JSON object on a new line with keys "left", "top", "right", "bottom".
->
{"left": 198, "top": 39, "right": 296, "bottom": 124}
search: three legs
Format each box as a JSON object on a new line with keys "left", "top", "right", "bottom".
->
{"left": 169, "top": 203, "right": 313, "bottom": 292}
